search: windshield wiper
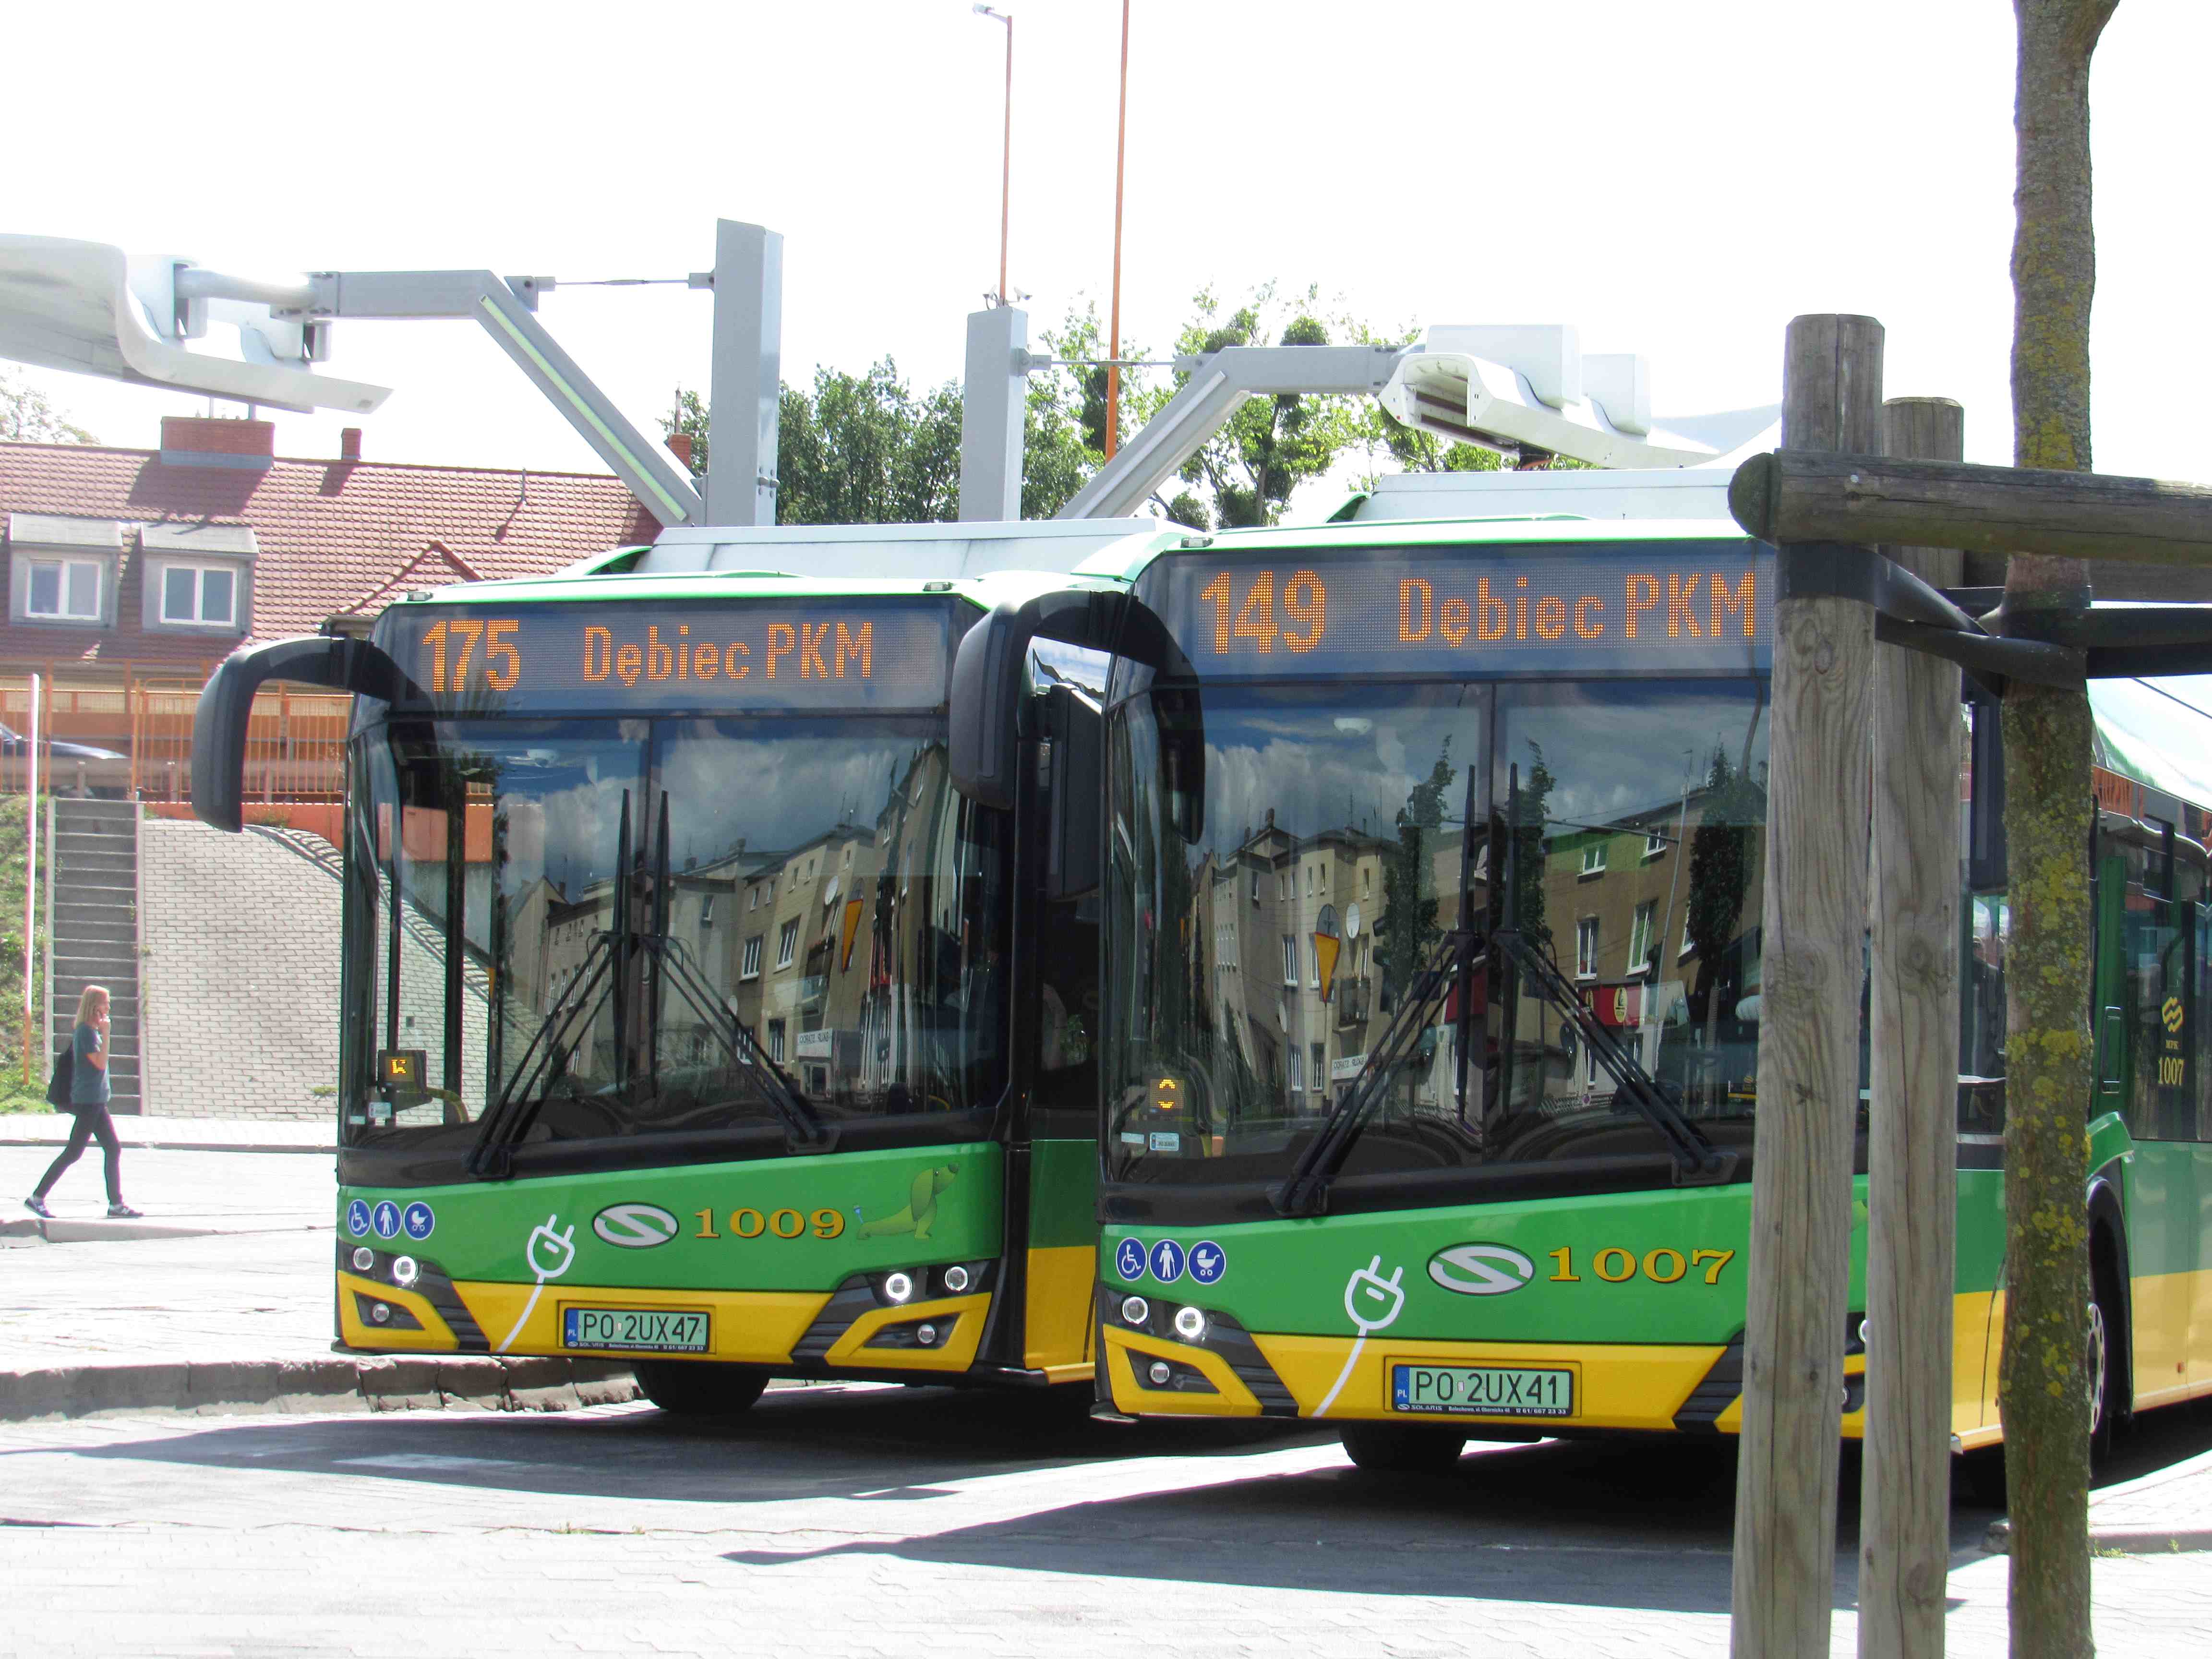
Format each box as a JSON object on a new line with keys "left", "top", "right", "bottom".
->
{"left": 466, "top": 793, "right": 830, "bottom": 1179}
{"left": 1272, "top": 926, "right": 1484, "bottom": 1217}
{"left": 1489, "top": 762, "right": 1727, "bottom": 1186}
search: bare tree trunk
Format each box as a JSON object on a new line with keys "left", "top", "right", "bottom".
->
{"left": 2001, "top": 3, "right": 2116, "bottom": 1655}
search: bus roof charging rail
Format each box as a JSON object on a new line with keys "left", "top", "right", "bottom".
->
{"left": 1054, "top": 325, "right": 1782, "bottom": 520}
{"left": 191, "top": 635, "right": 417, "bottom": 834}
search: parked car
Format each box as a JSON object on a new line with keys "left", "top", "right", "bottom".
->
{"left": 0, "top": 723, "right": 131, "bottom": 797}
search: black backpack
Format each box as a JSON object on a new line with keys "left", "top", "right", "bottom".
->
{"left": 45, "top": 1039, "right": 73, "bottom": 1108}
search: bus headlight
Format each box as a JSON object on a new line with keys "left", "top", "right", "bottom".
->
{"left": 883, "top": 1271, "right": 916, "bottom": 1304}
{"left": 392, "top": 1255, "right": 420, "bottom": 1288}
{"left": 1172, "top": 1305, "right": 1206, "bottom": 1342}
{"left": 351, "top": 1247, "right": 374, "bottom": 1272}
{"left": 1119, "top": 1296, "right": 1149, "bottom": 1326}
{"left": 942, "top": 1264, "right": 971, "bottom": 1294}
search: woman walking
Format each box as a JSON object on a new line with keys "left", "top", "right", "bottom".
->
{"left": 24, "top": 985, "right": 140, "bottom": 1220}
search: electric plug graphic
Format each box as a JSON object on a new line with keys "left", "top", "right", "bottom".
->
{"left": 526, "top": 1214, "right": 577, "bottom": 1283}
{"left": 1344, "top": 1255, "right": 1406, "bottom": 1335}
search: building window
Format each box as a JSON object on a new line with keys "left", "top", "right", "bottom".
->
{"left": 160, "top": 564, "right": 236, "bottom": 625}
{"left": 767, "top": 1019, "right": 785, "bottom": 1063}
{"left": 1251, "top": 871, "right": 1261, "bottom": 906}
{"left": 1629, "top": 902, "right": 1657, "bottom": 974}
{"left": 1308, "top": 938, "right": 1320, "bottom": 989}
{"left": 1282, "top": 935, "right": 1298, "bottom": 986}
{"left": 1644, "top": 829, "right": 1668, "bottom": 860}
{"left": 741, "top": 934, "right": 763, "bottom": 979}
{"left": 1310, "top": 1042, "right": 1327, "bottom": 1092}
{"left": 1576, "top": 916, "right": 1600, "bottom": 979}
{"left": 1580, "top": 842, "right": 1608, "bottom": 877}
{"left": 26, "top": 559, "right": 101, "bottom": 621}
{"left": 777, "top": 918, "right": 800, "bottom": 970}
{"left": 1287, "top": 1045, "right": 1305, "bottom": 1093}
{"left": 698, "top": 896, "right": 715, "bottom": 928}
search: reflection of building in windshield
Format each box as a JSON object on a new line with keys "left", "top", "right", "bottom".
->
{"left": 1192, "top": 810, "right": 1392, "bottom": 1123}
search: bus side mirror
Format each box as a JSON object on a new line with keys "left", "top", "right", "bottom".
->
{"left": 951, "top": 589, "right": 1202, "bottom": 841}
{"left": 192, "top": 635, "right": 416, "bottom": 832}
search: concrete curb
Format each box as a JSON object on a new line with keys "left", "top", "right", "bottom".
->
{"left": 0, "top": 1130, "right": 334, "bottom": 1155}
{"left": 1, "top": 1216, "right": 224, "bottom": 1243}
{"left": 0, "top": 1357, "right": 641, "bottom": 1422}
{"left": 1983, "top": 1518, "right": 2212, "bottom": 1555}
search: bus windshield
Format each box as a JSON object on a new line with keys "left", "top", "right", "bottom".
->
{"left": 342, "top": 713, "right": 1010, "bottom": 1175}
{"left": 1102, "top": 677, "right": 1770, "bottom": 1202}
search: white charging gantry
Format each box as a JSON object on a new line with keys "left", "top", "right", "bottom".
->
{"left": 0, "top": 226, "right": 794, "bottom": 533}
{"left": 1042, "top": 323, "right": 1780, "bottom": 521}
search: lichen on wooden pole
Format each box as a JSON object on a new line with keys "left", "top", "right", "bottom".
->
{"left": 2000, "top": 5, "right": 2116, "bottom": 1654}
{"left": 1730, "top": 313, "right": 1881, "bottom": 1658}
{"left": 1859, "top": 396, "right": 1965, "bottom": 1659}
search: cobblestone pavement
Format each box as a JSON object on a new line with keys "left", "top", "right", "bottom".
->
{"left": 5, "top": 1387, "right": 2210, "bottom": 1659}
{"left": 1, "top": 1145, "right": 334, "bottom": 1369}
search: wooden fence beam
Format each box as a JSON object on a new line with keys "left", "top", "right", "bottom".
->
{"left": 1858, "top": 397, "right": 1965, "bottom": 1659}
{"left": 1731, "top": 449, "right": 2212, "bottom": 570}
{"left": 1731, "top": 315, "right": 1881, "bottom": 1658}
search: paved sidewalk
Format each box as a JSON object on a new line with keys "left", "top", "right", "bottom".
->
{"left": 2082, "top": 1443, "right": 2212, "bottom": 1551}
{"left": 0, "top": 1138, "right": 629, "bottom": 1418}
{"left": 0, "top": 1110, "right": 331, "bottom": 1154}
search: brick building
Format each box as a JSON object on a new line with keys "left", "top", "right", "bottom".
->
{"left": 0, "top": 414, "right": 661, "bottom": 788}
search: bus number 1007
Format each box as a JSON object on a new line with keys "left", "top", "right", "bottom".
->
{"left": 1548, "top": 1246, "right": 1736, "bottom": 1286}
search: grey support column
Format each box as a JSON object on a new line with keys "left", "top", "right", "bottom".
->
{"left": 959, "top": 306, "right": 1028, "bottom": 523}
{"left": 707, "top": 221, "right": 784, "bottom": 528}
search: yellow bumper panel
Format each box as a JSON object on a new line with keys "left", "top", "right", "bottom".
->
{"left": 452, "top": 1280, "right": 829, "bottom": 1363}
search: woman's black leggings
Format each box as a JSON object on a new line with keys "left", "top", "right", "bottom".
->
{"left": 35, "top": 1106, "right": 123, "bottom": 1206}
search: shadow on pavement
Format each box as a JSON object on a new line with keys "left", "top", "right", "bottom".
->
{"left": 46, "top": 1382, "right": 1323, "bottom": 1506}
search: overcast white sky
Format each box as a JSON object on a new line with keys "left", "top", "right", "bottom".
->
{"left": 9, "top": 1, "right": 2208, "bottom": 494}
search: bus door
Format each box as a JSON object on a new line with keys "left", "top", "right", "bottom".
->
{"left": 2113, "top": 824, "right": 2200, "bottom": 1407}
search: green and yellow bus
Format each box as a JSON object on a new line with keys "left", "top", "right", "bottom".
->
{"left": 193, "top": 520, "right": 1176, "bottom": 1414}
{"left": 1046, "top": 471, "right": 2212, "bottom": 1468}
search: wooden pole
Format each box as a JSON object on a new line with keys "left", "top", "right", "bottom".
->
{"left": 1858, "top": 397, "right": 1965, "bottom": 1659}
{"left": 1730, "top": 449, "right": 2212, "bottom": 571}
{"left": 1731, "top": 313, "right": 1882, "bottom": 1658}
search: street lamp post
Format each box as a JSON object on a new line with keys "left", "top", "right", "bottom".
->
{"left": 974, "top": 6, "right": 1014, "bottom": 305}
{"left": 1106, "top": 0, "right": 1130, "bottom": 459}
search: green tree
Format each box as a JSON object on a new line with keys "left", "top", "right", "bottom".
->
{"left": 1161, "top": 283, "right": 1375, "bottom": 529}
{"left": 0, "top": 370, "right": 96, "bottom": 445}
{"left": 1999, "top": 3, "right": 2118, "bottom": 1651}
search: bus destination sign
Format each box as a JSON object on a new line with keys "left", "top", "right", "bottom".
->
{"left": 372, "top": 600, "right": 955, "bottom": 713}
{"left": 1143, "top": 541, "right": 1772, "bottom": 679}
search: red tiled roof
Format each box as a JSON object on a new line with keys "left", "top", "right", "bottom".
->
{"left": 0, "top": 439, "right": 661, "bottom": 676}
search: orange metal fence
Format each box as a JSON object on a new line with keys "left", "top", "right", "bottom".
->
{"left": 0, "top": 674, "right": 350, "bottom": 804}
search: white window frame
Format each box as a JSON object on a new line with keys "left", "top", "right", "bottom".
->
{"left": 1580, "top": 841, "right": 1609, "bottom": 877}
{"left": 740, "top": 934, "right": 763, "bottom": 980}
{"left": 1282, "top": 934, "right": 1298, "bottom": 986}
{"left": 1287, "top": 1045, "right": 1305, "bottom": 1093}
{"left": 1576, "top": 915, "right": 1600, "bottom": 980}
{"left": 776, "top": 917, "right": 800, "bottom": 970}
{"left": 25, "top": 557, "right": 102, "bottom": 621}
{"left": 1629, "top": 902, "right": 1657, "bottom": 975}
{"left": 157, "top": 561, "right": 239, "bottom": 626}
{"left": 767, "top": 1019, "right": 785, "bottom": 1063}
{"left": 1310, "top": 1042, "right": 1326, "bottom": 1092}
{"left": 1643, "top": 829, "right": 1668, "bottom": 860}
{"left": 1308, "top": 938, "right": 1320, "bottom": 990}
